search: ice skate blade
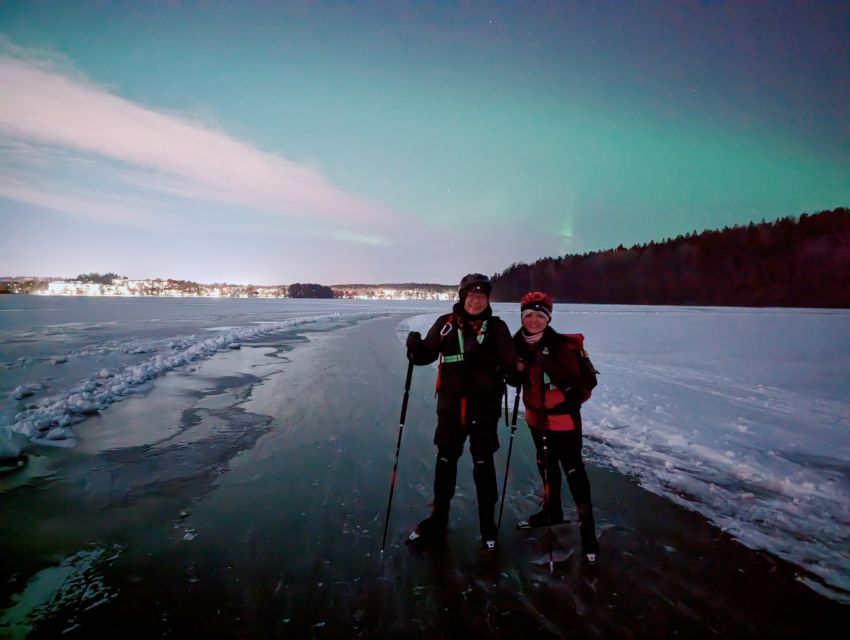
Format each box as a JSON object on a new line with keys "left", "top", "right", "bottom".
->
{"left": 516, "top": 519, "right": 566, "bottom": 530}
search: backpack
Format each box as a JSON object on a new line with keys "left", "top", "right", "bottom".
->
{"left": 562, "top": 333, "right": 598, "bottom": 395}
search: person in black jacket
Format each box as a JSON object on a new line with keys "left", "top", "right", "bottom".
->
{"left": 406, "top": 273, "right": 516, "bottom": 550}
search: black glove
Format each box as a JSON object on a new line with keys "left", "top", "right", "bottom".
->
{"left": 406, "top": 331, "right": 421, "bottom": 349}
{"left": 505, "top": 362, "right": 523, "bottom": 387}
{"left": 406, "top": 331, "right": 422, "bottom": 359}
{"left": 547, "top": 387, "right": 583, "bottom": 415}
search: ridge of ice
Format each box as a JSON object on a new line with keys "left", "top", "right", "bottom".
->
{"left": 5, "top": 312, "right": 361, "bottom": 445}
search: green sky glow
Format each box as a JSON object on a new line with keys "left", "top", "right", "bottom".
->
{"left": 0, "top": 1, "right": 846, "bottom": 283}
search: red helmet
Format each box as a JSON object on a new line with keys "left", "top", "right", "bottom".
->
{"left": 520, "top": 291, "right": 553, "bottom": 315}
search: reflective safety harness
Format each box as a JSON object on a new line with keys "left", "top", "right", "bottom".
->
{"left": 441, "top": 318, "right": 488, "bottom": 363}
{"left": 434, "top": 315, "right": 489, "bottom": 428}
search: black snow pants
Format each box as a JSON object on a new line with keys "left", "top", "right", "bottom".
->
{"left": 431, "top": 393, "right": 501, "bottom": 538}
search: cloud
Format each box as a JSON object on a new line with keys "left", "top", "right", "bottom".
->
{"left": 0, "top": 40, "right": 395, "bottom": 230}
{"left": 332, "top": 230, "right": 391, "bottom": 246}
{"left": 0, "top": 174, "right": 159, "bottom": 228}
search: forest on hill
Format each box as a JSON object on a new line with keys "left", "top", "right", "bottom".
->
{"left": 489, "top": 208, "right": 850, "bottom": 308}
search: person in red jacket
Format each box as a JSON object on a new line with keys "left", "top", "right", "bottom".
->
{"left": 513, "top": 291, "right": 599, "bottom": 563}
{"left": 406, "top": 273, "right": 516, "bottom": 550}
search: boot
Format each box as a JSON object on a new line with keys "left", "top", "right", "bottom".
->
{"left": 409, "top": 503, "right": 449, "bottom": 542}
{"left": 525, "top": 503, "right": 565, "bottom": 528}
{"left": 473, "top": 456, "right": 498, "bottom": 551}
{"left": 524, "top": 477, "right": 564, "bottom": 528}
{"left": 478, "top": 502, "right": 498, "bottom": 551}
{"left": 526, "top": 440, "right": 565, "bottom": 529}
{"left": 408, "top": 451, "right": 457, "bottom": 542}
{"left": 577, "top": 503, "right": 598, "bottom": 562}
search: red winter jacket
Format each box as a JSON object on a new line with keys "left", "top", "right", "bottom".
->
{"left": 512, "top": 327, "right": 596, "bottom": 431}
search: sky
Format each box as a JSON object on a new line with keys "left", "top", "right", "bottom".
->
{"left": 0, "top": 1, "right": 847, "bottom": 285}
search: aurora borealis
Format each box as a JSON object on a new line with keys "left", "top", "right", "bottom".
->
{"left": 1, "top": 1, "right": 847, "bottom": 284}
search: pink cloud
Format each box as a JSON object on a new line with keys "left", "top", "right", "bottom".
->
{"left": 0, "top": 45, "right": 395, "bottom": 230}
{"left": 0, "top": 175, "right": 159, "bottom": 228}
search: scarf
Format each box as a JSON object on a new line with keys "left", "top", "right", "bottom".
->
{"left": 522, "top": 328, "right": 544, "bottom": 345}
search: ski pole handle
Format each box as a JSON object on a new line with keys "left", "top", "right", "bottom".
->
{"left": 510, "top": 384, "right": 521, "bottom": 429}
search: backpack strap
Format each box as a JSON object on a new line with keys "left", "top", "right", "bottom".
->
{"left": 441, "top": 316, "right": 489, "bottom": 363}
{"left": 541, "top": 333, "right": 599, "bottom": 396}
{"left": 440, "top": 314, "right": 463, "bottom": 363}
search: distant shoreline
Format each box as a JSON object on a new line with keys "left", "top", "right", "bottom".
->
{"left": 3, "top": 292, "right": 850, "bottom": 310}
{"left": 0, "top": 281, "right": 454, "bottom": 301}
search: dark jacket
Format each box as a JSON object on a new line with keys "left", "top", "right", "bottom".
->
{"left": 409, "top": 302, "right": 516, "bottom": 407}
{"left": 512, "top": 326, "right": 596, "bottom": 431}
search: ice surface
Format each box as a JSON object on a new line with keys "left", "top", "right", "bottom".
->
{"left": 1, "top": 299, "right": 434, "bottom": 445}
{"left": 0, "top": 545, "right": 122, "bottom": 637}
{"left": 2, "top": 298, "right": 848, "bottom": 603}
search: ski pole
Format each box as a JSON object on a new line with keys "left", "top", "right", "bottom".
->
{"left": 496, "top": 384, "right": 521, "bottom": 534}
{"left": 381, "top": 358, "right": 414, "bottom": 554}
{"left": 542, "top": 424, "right": 554, "bottom": 575}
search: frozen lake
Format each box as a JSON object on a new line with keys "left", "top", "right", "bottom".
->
{"left": 1, "top": 296, "right": 848, "bottom": 635}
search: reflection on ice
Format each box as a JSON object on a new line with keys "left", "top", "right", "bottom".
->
{"left": 0, "top": 545, "right": 122, "bottom": 638}
{"left": 2, "top": 310, "right": 394, "bottom": 445}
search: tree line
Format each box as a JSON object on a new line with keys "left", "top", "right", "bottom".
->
{"left": 75, "top": 272, "right": 127, "bottom": 284}
{"left": 287, "top": 283, "right": 334, "bottom": 299}
{"left": 489, "top": 208, "right": 850, "bottom": 308}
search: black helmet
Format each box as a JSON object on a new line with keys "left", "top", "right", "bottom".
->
{"left": 458, "top": 273, "right": 491, "bottom": 300}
